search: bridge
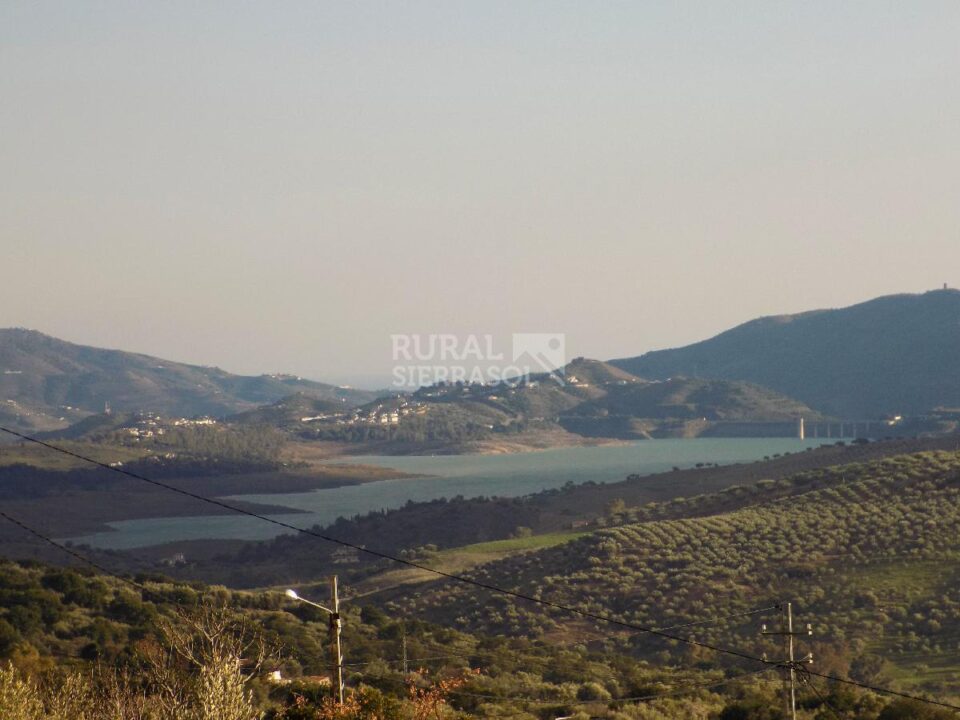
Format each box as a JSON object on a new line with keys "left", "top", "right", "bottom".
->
{"left": 799, "top": 417, "right": 880, "bottom": 440}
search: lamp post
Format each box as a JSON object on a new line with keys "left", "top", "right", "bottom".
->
{"left": 286, "top": 578, "right": 344, "bottom": 705}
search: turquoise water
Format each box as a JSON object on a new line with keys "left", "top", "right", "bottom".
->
{"left": 65, "top": 438, "right": 823, "bottom": 549}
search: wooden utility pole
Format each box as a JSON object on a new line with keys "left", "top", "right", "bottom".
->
{"left": 329, "top": 575, "right": 344, "bottom": 705}
{"left": 762, "top": 602, "right": 813, "bottom": 720}
{"left": 401, "top": 622, "right": 409, "bottom": 675}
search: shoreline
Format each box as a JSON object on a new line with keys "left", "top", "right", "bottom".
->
{"left": 304, "top": 429, "right": 635, "bottom": 458}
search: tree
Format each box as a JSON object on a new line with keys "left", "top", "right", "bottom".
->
{"left": 606, "top": 498, "right": 627, "bottom": 517}
{"left": 145, "top": 600, "right": 268, "bottom": 720}
{"left": 878, "top": 698, "right": 955, "bottom": 720}
{"left": 849, "top": 653, "right": 892, "bottom": 685}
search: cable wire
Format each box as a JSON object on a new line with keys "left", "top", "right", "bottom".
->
{"left": 0, "top": 425, "right": 770, "bottom": 664}
{"left": 0, "top": 499, "right": 773, "bottom": 685}
{"left": 4, "top": 426, "right": 960, "bottom": 713}
{"left": 343, "top": 603, "right": 782, "bottom": 671}
{"left": 0, "top": 508, "right": 159, "bottom": 598}
{"left": 807, "top": 668, "right": 960, "bottom": 712}
{"left": 806, "top": 677, "right": 845, "bottom": 720}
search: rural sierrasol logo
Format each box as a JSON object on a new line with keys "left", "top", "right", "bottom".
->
{"left": 391, "top": 333, "right": 566, "bottom": 388}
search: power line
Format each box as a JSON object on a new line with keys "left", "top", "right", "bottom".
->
{"left": 0, "top": 512, "right": 689, "bottom": 712}
{"left": 351, "top": 604, "right": 784, "bottom": 672}
{"left": 0, "top": 508, "right": 682, "bottom": 684}
{"left": 413, "top": 603, "right": 784, "bottom": 660}
{"left": 0, "top": 504, "right": 771, "bottom": 708}
{"left": 0, "top": 508, "right": 162, "bottom": 601}
{"left": 805, "top": 678, "right": 844, "bottom": 720}
{"left": 4, "top": 426, "right": 960, "bottom": 713}
{"left": 0, "top": 496, "right": 772, "bottom": 681}
{"left": 655, "top": 605, "right": 782, "bottom": 633}
{"left": 807, "top": 668, "right": 960, "bottom": 713}
{"left": 0, "top": 504, "right": 781, "bottom": 711}
{"left": 343, "top": 653, "right": 475, "bottom": 669}
{"left": 0, "top": 426, "right": 769, "bottom": 664}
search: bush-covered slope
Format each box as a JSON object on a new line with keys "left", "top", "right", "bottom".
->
{"left": 0, "top": 560, "right": 805, "bottom": 719}
{"left": 400, "top": 451, "right": 960, "bottom": 696}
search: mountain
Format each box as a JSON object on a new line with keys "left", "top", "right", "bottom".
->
{"left": 568, "top": 376, "right": 822, "bottom": 421}
{"left": 263, "top": 359, "right": 820, "bottom": 448}
{"left": 610, "top": 289, "right": 960, "bottom": 418}
{"left": 0, "top": 328, "right": 375, "bottom": 432}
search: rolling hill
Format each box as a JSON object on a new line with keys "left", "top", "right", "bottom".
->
{"left": 227, "top": 391, "right": 352, "bottom": 430}
{"left": 399, "top": 448, "right": 960, "bottom": 695}
{"left": 251, "top": 359, "right": 821, "bottom": 448}
{"left": 0, "top": 328, "right": 375, "bottom": 433}
{"left": 0, "top": 557, "right": 861, "bottom": 719}
{"left": 610, "top": 288, "right": 960, "bottom": 418}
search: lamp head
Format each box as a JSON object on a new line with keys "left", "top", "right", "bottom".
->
{"left": 285, "top": 589, "right": 299, "bottom": 600}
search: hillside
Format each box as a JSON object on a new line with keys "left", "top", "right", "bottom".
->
{"left": 0, "top": 560, "right": 754, "bottom": 719}
{"left": 2, "top": 558, "right": 910, "bottom": 719}
{"left": 146, "top": 436, "right": 959, "bottom": 589}
{"left": 573, "top": 377, "right": 820, "bottom": 422}
{"left": 3, "top": 441, "right": 960, "bottom": 714}
{"left": 398, "top": 449, "right": 960, "bottom": 696}
{"left": 4, "top": 450, "right": 960, "bottom": 716}
{"left": 0, "top": 329, "right": 375, "bottom": 433}
{"left": 561, "top": 356, "right": 643, "bottom": 385}
{"left": 560, "top": 377, "right": 824, "bottom": 439}
{"left": 228, "top": 392, "right": 351, "bottom": 430}
{"left": 268, "top": 360, "right": 822, "bottom": 450}
{"left": 610, "top": 289, "right": 960, "bottom": 418}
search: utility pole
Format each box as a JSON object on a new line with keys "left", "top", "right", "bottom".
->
{"left": 285, "top": 584, "right": 346, "bottom": 705}
{"left": 401, "top": 622, "right": 409, "bottom": 675}
{"left": 762, "top": 602, "right": 812, "bottom": 720}
{"left": 329, "top": 575, "right": 344, "bottom": 705}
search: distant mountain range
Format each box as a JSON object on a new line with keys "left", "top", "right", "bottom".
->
{"left": 611, "top": 289, "right": 960, "bottom": 418}
{"left": 3, "top": 289, "right": 957, "bottom": 440}
{"left": 0, "top": 329, "right": 375, "bottom": 433}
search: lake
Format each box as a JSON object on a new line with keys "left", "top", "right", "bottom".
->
{"left": 65, "top": 438, "right": 824, "bottom": 549}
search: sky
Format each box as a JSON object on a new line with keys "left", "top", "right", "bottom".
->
{"left": 1, "top": 2, "right": 958, "bottom": 387}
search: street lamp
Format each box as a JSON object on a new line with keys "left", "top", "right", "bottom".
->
{"left": 285, "top": 588, "right": 333, "bottom": 613}
{"left": 286, "top": 578, "right": 344, "bottom": 705}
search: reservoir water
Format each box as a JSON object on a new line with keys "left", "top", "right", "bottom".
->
{"left": 66, "top": 438, "right": 824, "bottom": 549}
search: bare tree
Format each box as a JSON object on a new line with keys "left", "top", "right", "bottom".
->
{"left": 141, "top": 599, "right": 269, "bottom": 720}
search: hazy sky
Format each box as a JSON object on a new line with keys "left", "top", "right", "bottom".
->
{"left": 2, "top": 2, "right": 958, "bottom": 387}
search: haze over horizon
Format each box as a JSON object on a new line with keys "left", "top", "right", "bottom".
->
{"left": 2, "top": 2, "right": 959, "bottom": 386}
